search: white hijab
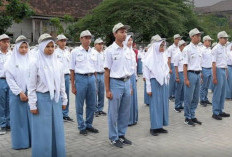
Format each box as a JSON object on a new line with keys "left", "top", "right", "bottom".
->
{"left": 38, "top": 40, "right": 61, "bottom": 102}
{"left": 144, "top": 41, "right": 169, "bottom": 85}
{"left": 5, "top": 41, "right": 29, "bottom": 92}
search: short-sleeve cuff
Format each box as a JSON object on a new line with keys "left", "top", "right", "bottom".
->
{"left": 29, "top": 103, "right": 37, "bottom": 110}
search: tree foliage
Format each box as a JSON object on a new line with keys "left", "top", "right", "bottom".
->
{"left": 67, "top": 0, "right": 200, "bottom": 45}
{"left": 0, "top": 0, "right": 34, "bottom": 34}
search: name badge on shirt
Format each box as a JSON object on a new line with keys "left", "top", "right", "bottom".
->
{"left": 16, "top": 65, "right": 19, "bottom": 68}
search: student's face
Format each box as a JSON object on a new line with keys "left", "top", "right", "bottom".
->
{"left": 127, "top": 37, "right": 133, "bottom": 47}
{"left": 95, "top": 43, "right": 104, "bottom": 52}
{"left": 159, "top": 42, "right": 165, "bottom": 52}
{"left": 204, "top": 40, "right": 211, "bottom": 47}
{"left": 114, "top": 29, "right": 127, "bottom": 42}
{"left": 219, "top": 37, "right": 228, "bottom": 45}
{"left": 0, "top": 39, "right": 10, "bottom": 51}
{"left": 179, "top": 44, "right": 186, "bottom": 51}
{"left": 80, "top": 36, "right": 91, "bottom": 47}
{"left": 57, "top": 39, "right": 67, "bottom": 50}
{"left": 19, "top": 42, "right": 29, "bottom": 55}
{"left": 191, "top": 34, "right": 201, "bottom": 44}
{"left": 44, "top": 42, "right": 55, "bottom": 55}
{"left": 174, "top": 38, "right": 181, "bottom": 45}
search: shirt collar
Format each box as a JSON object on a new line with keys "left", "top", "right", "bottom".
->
{"left": 112, "top": 42, "right": 124, "bottom": 50}
{"left": 80, "top": 45, "right": 91, "bottom": 52}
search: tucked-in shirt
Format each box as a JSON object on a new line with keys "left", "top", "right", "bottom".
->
{"left": 212, "top": 43, "right": 228, "bottom": 68}
{"left": 174, "top": 50, "right": 184, "bottom": 72}
{"left": 70, "top": 45, "right": 97, "bottom": 74}
{"left": 28, "top": 58, "right": 67, "bottom": 110}
{"left": 183, "top": 42, "right": 202, "bottom": 71}
{"left": 92, "top": 48, "right": 105, "bottom": 73}
{"left": 201, "top": 46, "right": 213, "bottom": 68}
{"left": 104, "top": 42, "right": 133, "bottom": 78}
{"left": 0, "top": 50, "right": 12, "bottom": 77}
{"left": 167, "top": 44, "right": 179, "bottom": 63}
{"left": 143, "top": 65, "right": 155, "bottom": 93}
{"left": 55, "top": 47, "right": 71, "bottom": 74}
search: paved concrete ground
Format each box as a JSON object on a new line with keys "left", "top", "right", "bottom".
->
{"left": 0, "top": 76, "right": 232, "bottom": 157}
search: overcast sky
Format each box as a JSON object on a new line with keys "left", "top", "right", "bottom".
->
{"left": 194, "top": 0, "right": 225, "bottom": 7}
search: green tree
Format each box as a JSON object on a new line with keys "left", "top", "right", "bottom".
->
{"left": 67, "top": 0, "right": 200, "bottom": 45}
{"left": 0, "top": 0, "right": 34, "bottom": 34}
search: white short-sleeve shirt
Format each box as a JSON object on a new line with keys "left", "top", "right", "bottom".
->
{"left": 212, "top": 43, "right": 227, "bottom": 68}
{"left": 167, "top": 44, "right": 179, "bottom": 63}
{"left": 92, "top": 48, "right": 105, "bottom": 73}
{"left": 201, "top": 46, "right": 213, "bottom": 68}
{"left": 0, "top": 50, "right": 12, "bottom": 78}
{"left": 55, "top": 47, "right": 71, "bottom": 74}
{"left": 174, "top": 50, "right": 184, "bottom": 72}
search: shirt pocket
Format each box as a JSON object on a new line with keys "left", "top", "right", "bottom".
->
{"left": 76, "top": 53, "right": 84, "bottom": 62}
{"left": 112, "top": 53, "right": 121, "bottom": 60}
{"left": 125, "top": 52, "right": 132, "bottom": 60}
{"left": 90, "top": 53, "right": 97, "bottom": 61}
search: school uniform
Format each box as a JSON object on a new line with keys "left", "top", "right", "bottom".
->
{"left": 143, "top": 41, "right": 169, "bottom": 134}
{"left": 174, "top": 49, "right": 185, "bottom": 110}
{"left": 212, "top": 43, "right": 228, "bottom": 116}
{"left": 183, "top": 42, "right": 202, "bottom": 122}
{"left": 137, "top": 51, "right": 143, "bottom": 75}
{"left": 0, "top": 49, "right": 11, "bottom": 131}
{"left": 70, "top": 45, "right": 97, "bottom": 131}
{"left": 167, "top": 44, "right": 179, "bottom": 98}
{"left": 104, "top": 42, "right": 133, "bottom": 141}
{"left": 28, "top": 39, "right": 67, "bottom": 157}
{"left": 92, "top": 48, "right": 105, "bottom": 113}
{"left": 55, "top": 47, "right": 71, "bottom": 118}
{"left": 142, "top": 51, "right": 150, "bottom": 106}
{"left": 200, "top": 46, "right": 213, "bottom": 104}
{"left": 5, "top": 40, "right": 31, "bottom": 149}
{"left": 226, "top": 49, "right": 232, "bottom": 99}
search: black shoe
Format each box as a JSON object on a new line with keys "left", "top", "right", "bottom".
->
{"left": 158, "top": 128, "right": 168, "bottom": 133}
{"left": 63, "top": 116, "right": 74, "bottom": 122}
{"left": 212, "top": 114, "right": 222, "bottom": 120}
{"left": 205, "top": 100, "right": 212, "bottom": 105}
{"left": 80, "top": 129, "right": 88, "bottom": 136}
{"left": 0, "top": 127, "right": 6, "bottom": 135}
{"left": 219, "top": 112, "right": 230, "bottom": 117}
{"left": 174, "top": 108, "right": 181, "bottom": 113}
{"left": 169, "top": 97, "right": 175, "bottom": 102}
{"left": 6, "top": 126, "right": 10, "bottom": 131}
{"left": 150, "top": 129, "right": 158, "bottom": 136}
{"left": 119, "top": 136, "right": 132, "bottom": 145}
{"left": 86, "top": 127, "right": 99, "bottom": 133}
{"left": 146, "top": 104, "right": 149, "bottom": 106}
{"left": 111, "top": 140, "right": 123, "bottom": 148}
{"left": 95, "top": 111, "right": 100, "bottom": 117}
{"left": 192, "top": 118, "right": 202, "bottom": 125}
{"left": 99, "top": 111, "right": 107, "bottom": 116}
{"left": 200, "top": 101, "right": 207, "bottom": 107}
{"left": 184, "top": 118, "right": 195, "bottom": 126}
{"left": 179, "top": 106, "right": 184, "bottom": 110}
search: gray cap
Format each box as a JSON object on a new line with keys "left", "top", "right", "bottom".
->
{"left": 174, "top": 34, "right": 182, "bottom": 39}
{"left": 112, "top": 23, "right": 130, "bottom": 33}
{"left": 217, "top": 31, "right": 229, "bottom": 39}
{"left": 94, "top": 38, "right": 104, "bottom": 45}
{"left": 15, "top": 35, "right": 28, "bottom": 44}
{"left": 178, "top": 40, "right": 186, "bottom": 47}
{"left": 80, "top": 30, "right": 92, "bottom": 38}
{"left": 0, "top": 34, "right": 10, "bottom": 41}
{"left": 57, "top": 34, "right": 68, "bottom": 41}
{"left": 150, "top": 34, "right": 162, "bottom": 43}
{"left": 38, "top": 33, "right": 54, "bottom": 44}
{"left": 203, "top": 35, "right": 213, "bottom": 42}
{"left": 189, "top": 28, "right": 202, "bottom": 37}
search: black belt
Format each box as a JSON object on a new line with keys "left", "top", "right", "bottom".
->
{"left": 77, "top": 73, "right": 94, "bottom": 76}
{"left": 188, "top": 70, "right": 201, "bottom": 74}
{"left": 111, "top": 77, "right": 130, "bottom": 82}
{"left": 65, "top": 74, "right": 70, "bottom": 76}
{"left": 202, "top": 67, "right": 211, "bottom": 69}
{"left": 0, "top": 77, "right": 6, "bottom": 79}
{"left": 228, "top": 65, "right": 232, "bottom": 67}
{"left": 97, "top": 72, "right": 104, "bottom": 74}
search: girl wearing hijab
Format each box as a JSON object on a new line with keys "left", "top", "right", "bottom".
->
{"left": 226, "top": 43, "right": 232, "bottom": 99}
{"left": 28, "top": 33, "right": 67, "bottom": 157}
{"left": 143, "top": 40, "right": 169, "bottom": 136}
{"left": 124, "top": 35, "right": 138, "bottom": 126}
{"left": 5, "top": 35, "right": 31, "bottom": 149}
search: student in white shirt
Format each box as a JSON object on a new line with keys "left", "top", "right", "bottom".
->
{"left": 55, "top": 34, "right": 73, "bottom": 122}
{"left": 212, "top": 31, "right": 230, "bottom": 120}
{"left": 70, "top": 30, "right": 99, "bottom": 136}
{"left": 28, "top": 34, "right": 67, "bottom": 157}
{"left": 200, "top": 35, "right": 214, "bottom": 107}
{"left": 226, "top": 43, "right": 232, "bottom": 99}
{"left": 167, "top": 34, "right": 182, "bottom": 101}
{"left": 5, "top": 35, "right": 31, "bottom": 149}
{"left": 143, "top": 40, "right": 169, "bottom": 136}
{"left": 183, "top": 28, "right": 203, "bottom": 126}
{"left": 0, "top": 34, "right": 11, "bottom": 135}
{"left": 93, "top": 38, "right": 107, "bottom": 117}
{"left": 104, "top": 23, "right": 133, "bottom": 148}
{"left": 173, "top": 40, "right": 186, "bottom": 113}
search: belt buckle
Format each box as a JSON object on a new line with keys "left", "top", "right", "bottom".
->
{"left": 87, "top": 73, "right": 91, "bottom": 76}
